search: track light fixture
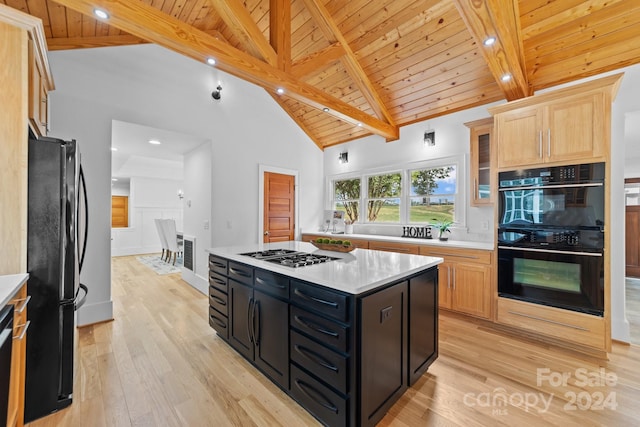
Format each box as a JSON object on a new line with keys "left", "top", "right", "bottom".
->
{"left": 211, "top": 85, "right": 222, "bottom": 100}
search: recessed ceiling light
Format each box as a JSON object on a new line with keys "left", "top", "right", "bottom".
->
{"left": 323, "top": 107, "right": 330, "bottom": 112}
{"left": 276, "top": 88, "right": 285, "bottom": 95}
{"left": 501, "top": 73, "right": 512, "bottom": 82}
{"left": 483, "top": 37, "right": 496, "bottom": 46}
{"left": 93, "top": 8, "right": 109, "bottom": 19}
{"left": 111, "top": 147, "right": 118, "bottom": 151}
{"left": 206, "top": 58, "right": 216, "bottom": 66}
{"left": 148, "top": 139, "right": 161, "bottom": 145}
{"left": 357, "top": 123, "right": 363, "bottom": 127}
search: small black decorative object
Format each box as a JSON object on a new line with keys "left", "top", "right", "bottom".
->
{"left": 211, "top": 85, "right": 222, "bottom": 100}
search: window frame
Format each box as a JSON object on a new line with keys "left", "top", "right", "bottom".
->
{"left": 327, "top": 155, "right": 465, "bottom": 227}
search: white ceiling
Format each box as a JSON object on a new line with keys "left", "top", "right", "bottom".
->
{"left": 625, "top": 110, "right": 640, "bottom": 159}
{"left": 111, "top": 120, "right": 209, "bottom": 181}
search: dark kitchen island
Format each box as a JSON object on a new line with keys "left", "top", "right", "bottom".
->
{"left": 207, "top": 241, "right": 442, "bottom": 427}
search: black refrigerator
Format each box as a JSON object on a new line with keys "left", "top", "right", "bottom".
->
{"left": 25, "top": 135, "right": 88, "bottom": 423}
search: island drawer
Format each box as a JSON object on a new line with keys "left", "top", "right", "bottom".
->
{"left": 291, "top": 280, "right": 350, "bottom": 322}
{"left": 290, "top": 364, "right": 347, "bottom": 427}
{"left": 209, "top": 255, "right": 228, "bottom": 276}
{"left": 255, "top": 270, "right": 289, "bottom": 299}
{"left": 209, "top": 286, "right": 228, "bottom": 316}
{"left": 209, "top": 272, "right": 228, "bottom": 293}
{"left": 291, "top": 330, "right": 348, "bottom": 394}
{"left": 208, "top": 306, "right": 228, "bottom": 340}
{"left": 291, "top": 306, "right": 349, "bottom": 353}
{"left": 228, "top": 261, "right": 254, "bottom": 286}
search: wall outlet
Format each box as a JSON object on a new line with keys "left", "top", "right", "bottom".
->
{"left": 204, "top": 220, "right": 210, "bottom": 230}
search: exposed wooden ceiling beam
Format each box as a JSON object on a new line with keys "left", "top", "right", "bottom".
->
{"left": 270, "top": 0, "right": 291, "bottom": 72}
{"left": 53, "top": 0, "right": 398, "bottom": 141}
{"left": 453, "top": 0, "right": 530, "bottom": 100}
{"left": 207, "top": 0, "right": 277, "bottom": 66}
{"left": 291, "top": 42, "right": 345, "bottom": 78}
{"left": 46, "top": 34, "right": 148, "bottom": 50}
{"left": 300, "top": 0, "right": 397, "bottom": 132}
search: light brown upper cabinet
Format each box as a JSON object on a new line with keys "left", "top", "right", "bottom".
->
{"left": 465, "top": 118, "right": 493, "bottom": 206}
{"left": 28, "top": 37, "right": 52, "bottom": 137}
{"left": 489, "top": 74, "right": 622, "bottom": 170}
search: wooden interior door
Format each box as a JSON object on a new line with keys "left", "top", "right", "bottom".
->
{"left": 626, "top": 206, "right": 640, "bottom": 278}
{"left": 263, "top": 172, "right": 295, "bottom": 243}
{"left": 111, "top": 196, "right": 128, "bottom": 228}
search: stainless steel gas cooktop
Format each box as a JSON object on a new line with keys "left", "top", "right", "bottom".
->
{"left": 240, "top": 250, "right": 339, "bottom": 268}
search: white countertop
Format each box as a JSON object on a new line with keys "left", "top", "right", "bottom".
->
{"left": 207, "top": 241, "right": 442, "bottom": 294}
{"left": 0, "top": 273, "right": 28, "bottom": 307}
{"left": 303, "top": 231, "right": 495, "bottom": 251}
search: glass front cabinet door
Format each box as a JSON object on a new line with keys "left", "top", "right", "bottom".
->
{"left": 466, "top": 118, "right": 494, "bottom": 206}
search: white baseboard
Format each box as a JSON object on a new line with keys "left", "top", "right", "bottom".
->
{"left": 77, "top": 300, "right": 113, "bottom": 327}
{"left": 181, "top": 268, "right": 207, "bottom": 295}
{"left": 111, "top": 246, "right": 159, "bottom": 257}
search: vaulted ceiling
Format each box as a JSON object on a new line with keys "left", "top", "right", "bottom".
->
{"left": 4, "top": 0, "right": 640, "bottom": 149}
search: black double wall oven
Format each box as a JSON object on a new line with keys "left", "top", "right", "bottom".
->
{"left": 497, "top": 162, "right": 605, "bottom": 316}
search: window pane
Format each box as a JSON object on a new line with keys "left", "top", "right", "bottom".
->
{"left": 409, "top": 165, "right": 456, "bottom": 224}
{"left": 335, "top": 178, "right": 360, "bottom": 200}
{"left": 333, "top": 178, "right": 360, "bottom": 222}
{"left": 409, "top": 196, "right": 454, "bottom": 223}
{"left": 410, "top": 166, "right": 455, "bottom": 196}
{"left": 335, "top": 201, "right": 360, "bottom": 223}
{"left": 367, "top": 173, "right": 401, "bottom": 223}
{"left": 367, "top": 198, "right": 400, "bottom": 222}
{"left": 368, "top": 173, "right": 401, "bottom": 198}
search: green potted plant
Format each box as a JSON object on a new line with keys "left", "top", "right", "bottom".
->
{"left": 431, "top": 219, "right": 453, "bottom": 241}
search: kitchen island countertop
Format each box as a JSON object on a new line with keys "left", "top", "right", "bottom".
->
{"left": 0, "top": 273, "right": 28, "bottom": 307}
{"left": 207, "top": 241, "right": 442, "bottom": 294}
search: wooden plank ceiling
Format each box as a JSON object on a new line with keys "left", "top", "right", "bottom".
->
{"left": 4, "top": 0, "right": 640, "bottom": 149}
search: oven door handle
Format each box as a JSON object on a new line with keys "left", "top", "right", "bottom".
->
{"left": 498, "top": 182, "right": 603, "bottom": 192}
{"left": 498, "top": 246, "right": 603, "bottom": 257}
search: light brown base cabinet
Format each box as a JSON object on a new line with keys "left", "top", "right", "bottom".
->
{"left": 419, "top": 247, "right": 493, "bottom": 320}
{"left": 302, "top": 235, "right": 494, "bottom": 320}
{"left": 7, "top": 282, "right": 29, "bottom": 427}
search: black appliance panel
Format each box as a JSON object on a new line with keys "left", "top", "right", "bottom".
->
{"left": 497, "top": 247, "right": 604, "bottom": 316}
{"left": 498, "top": 227, "right": 603, "bottom": 252}
{"left": 25, "top": 136, "right": 79, "bottom": 422}
{"left": 498, "top": 162, "right": 605, "bottom": 229}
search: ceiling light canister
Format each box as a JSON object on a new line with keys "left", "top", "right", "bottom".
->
{"left": 501, "top": 73, "right": 512, "bottom": 82}
{"left": 276, "top": 88, "right": 285, "bottom": 95}
{"left": 483, "top": 37, "right": 496, "bottom": 46}
{"left": 323, "top": 107, "right": 330, "bottom": 113}
{"left": 93, "top": 8, "right": 109, "bottom": 19}
{"left": 206, "top": 58, "right": 216, "bottom": 66}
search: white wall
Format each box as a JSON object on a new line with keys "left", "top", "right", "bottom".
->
{"left": 323, "top": 102, "right": 501, "bottom": 242}
{"left": 111, "top": 176, "right": 183, "bottom": 256}
{"left": 181, "top": 141, "right": 212, "bottom": 293}
{"left": 48, "top": 44, "right": 324, "bottom": 325}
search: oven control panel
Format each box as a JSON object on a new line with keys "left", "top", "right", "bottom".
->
{"left": 498, "top": 228, "right": 603, "bottom": 252}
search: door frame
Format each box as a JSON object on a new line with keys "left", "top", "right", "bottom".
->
{"left": 258, "top": 164, "right": 299, "bottom": 243}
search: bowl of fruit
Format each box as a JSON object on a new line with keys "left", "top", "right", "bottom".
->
{"left": 310, "top": 238, "right": 356, "bottom": 253}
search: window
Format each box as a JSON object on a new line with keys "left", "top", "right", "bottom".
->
{"left": 333, "top": 178, "right": 361, "bottom": 222}
{"left": 328, "top": 155, "right": 464, "bottom": 226}
{"left": 409, "top": 165, "right": 456, "bottom": 223}
{"left": 367, "top": 172, "right": 401, "bottom": 223}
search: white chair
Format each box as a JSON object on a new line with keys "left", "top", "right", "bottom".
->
{"left": 154, "top": 219, "right": 169, "bottom": 261}
{"left": 161, "top": 219, "right": 183, "bottom": 265}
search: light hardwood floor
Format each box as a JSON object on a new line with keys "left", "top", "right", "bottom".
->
{"left": 28, "top": 256, "right": 640, "bottom": 426}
